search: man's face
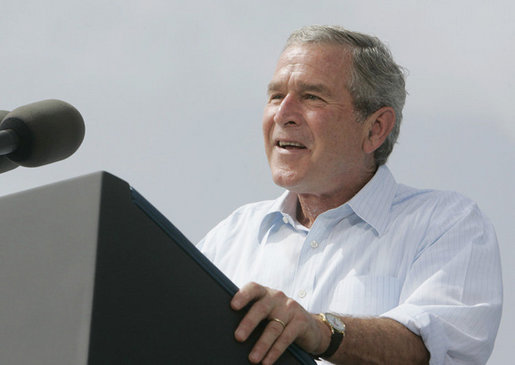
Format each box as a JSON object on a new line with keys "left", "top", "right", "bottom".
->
{"left": 263, "top": 43, "right": 371, "bottom": 196}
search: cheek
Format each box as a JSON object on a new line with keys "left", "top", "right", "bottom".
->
{"left": 312, "top": 125, "right": 359, "bottom": 162}
{"left": 262, "top": 110, "right": 275, "bottom": 142}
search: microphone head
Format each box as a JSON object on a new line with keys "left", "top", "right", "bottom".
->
{"left": 0, "top": 100, "right": 85, "bottom": 167}
{"left": 0, "top": 110, "right": 19, "bottom": 173}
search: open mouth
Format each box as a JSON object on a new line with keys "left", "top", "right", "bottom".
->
{"left": 277, "top": 141, "right": 307, "bottom": 149}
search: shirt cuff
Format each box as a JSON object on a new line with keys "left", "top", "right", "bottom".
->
{"left": 380, "top": 304, "right": 447, "bottom": 365}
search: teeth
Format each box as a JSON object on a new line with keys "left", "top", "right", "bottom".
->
{"left": 278, "top": 141, "right": 305, "bottom": 148}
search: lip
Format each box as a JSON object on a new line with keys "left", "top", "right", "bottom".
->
{"left": 274, "top": 138, "right": 308, "bottom": 149}
{"left": 272, "top": 139, "right": 310, "bottom": 156}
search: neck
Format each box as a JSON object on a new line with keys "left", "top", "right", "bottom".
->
{"left": 295, "top": 167, "right": 377, "bottom": 228}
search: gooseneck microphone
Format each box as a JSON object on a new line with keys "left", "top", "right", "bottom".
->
{"left": 0, "top": 100, "right": 85, "bottom": 169}
{"left": 0, "top": 110, "right": 19, "bottom": 173}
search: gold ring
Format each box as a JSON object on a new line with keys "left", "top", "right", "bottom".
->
{"left": 271, "top": 318, "right": 286, "bottom": 330}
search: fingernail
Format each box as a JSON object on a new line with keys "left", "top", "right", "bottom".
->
{"left": 235, "top": 329, "right": 244, "bottom": 341}
{"left": 249, "top": 351, "right": 259, "bottom": 363}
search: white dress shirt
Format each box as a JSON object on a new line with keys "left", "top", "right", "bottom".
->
{"left": 197, "top": 165, "right": 502, "bottom": 364}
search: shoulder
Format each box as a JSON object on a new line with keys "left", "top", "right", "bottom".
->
{"left": 196, "top": 198, "right": 277, "bottom": 251}
{"left": 216, "top": 198, "right": 278, "bottom": 229}
{"left": 392, "top": 184, "right": 496, "bottom": 253}
{"left": 394, "top": 183, "right": 481, "bottom": 220}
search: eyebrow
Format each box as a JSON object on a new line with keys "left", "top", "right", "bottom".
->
{"left": 267, "top": 81, "right": 332, "bottom": 97}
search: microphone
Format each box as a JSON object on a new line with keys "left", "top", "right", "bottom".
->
{"left": 0, "top": 100, "right": 85, "bottom": 168}
{"left": 0, "top": 110, "right": 19, "bottom": 173}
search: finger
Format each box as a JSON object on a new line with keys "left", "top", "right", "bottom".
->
{"left": 249, "top": 318, "right": 290, "bottom": 364}
{"left": 261, "top": 319, "right": 303, "bottom": 365}
{"left": 231, "top": 282, "right": 267, "bottom": 311}
{"left": 234, "top": 293, "right": 278, "bottom": 342}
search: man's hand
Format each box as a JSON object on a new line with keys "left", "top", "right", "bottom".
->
{"left": 231, "top": 282, "right": 430, "bottom": 365}
{"left": 231, "top": 282, "right": 330, "bottom": 365}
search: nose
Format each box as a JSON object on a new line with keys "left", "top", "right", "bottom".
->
{"left": 273, "top": 94, "right": 301, "bottom": 126}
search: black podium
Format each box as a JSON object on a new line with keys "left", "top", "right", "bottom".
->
{"left": 0, "top": 172, "right": 315, "bottom": 364}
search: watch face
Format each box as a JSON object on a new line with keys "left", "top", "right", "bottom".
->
{"left": 326, "top": 313, "right": 346, "bottom": 332}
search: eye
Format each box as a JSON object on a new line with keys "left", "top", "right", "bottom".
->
{"left": 304, "top": 94, "right": 323, "bottom": 101}
{"left": 268, "top": 93, "right": 284, "bottom": 102}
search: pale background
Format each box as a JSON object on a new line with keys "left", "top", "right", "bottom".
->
{"left": 1, "top": 0, "right": 513, "bottom": 362}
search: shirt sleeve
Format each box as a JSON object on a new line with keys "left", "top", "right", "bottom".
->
{"left": 380, "top": 201, "right": 503, "bottom": 365}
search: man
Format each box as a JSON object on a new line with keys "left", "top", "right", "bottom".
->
{"left": 197, "top": 25, "right": 502, "bottom": 364}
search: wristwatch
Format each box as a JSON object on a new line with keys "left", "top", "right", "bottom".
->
{"left": 316, "top": 312, "right": 346, "bottom": 359}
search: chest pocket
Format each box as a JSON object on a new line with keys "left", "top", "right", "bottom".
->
{"left": 328, "top": 275, "right": 402, "bottom": 316}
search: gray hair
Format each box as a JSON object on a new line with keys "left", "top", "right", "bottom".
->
{"left": 285, "top": 25, "right": 407, "bottom": 166}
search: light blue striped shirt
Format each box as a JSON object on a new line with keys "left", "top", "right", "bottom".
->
{"left": 198, "top": 165, "right": 502, "bottom": 364}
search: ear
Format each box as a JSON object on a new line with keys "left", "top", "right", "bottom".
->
{"left": 362, "top": 107, "right": 396, "bottom": 155}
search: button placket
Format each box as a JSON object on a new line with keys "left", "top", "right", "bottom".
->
{"left": 291, "top": 226, "right": 326, "bottom": 309}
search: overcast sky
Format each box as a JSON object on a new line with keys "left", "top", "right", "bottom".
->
{"left": 1, "top": 1, "right": 513, "bottom": 363}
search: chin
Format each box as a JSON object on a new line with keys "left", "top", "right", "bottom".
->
{"left": 271, "top": 173, "right": 305, "bottom": 191}
{"left": 269, "top": 162, "right": 312, "bottom": 189}
{"left": 271, "top": 174, "right": 294, "bottom": 189}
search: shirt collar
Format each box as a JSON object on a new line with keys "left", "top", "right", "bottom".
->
{"left": 347, "top": 165, "right": 397, "bottom": 236}
{"left": 258, "top": 191, "right": 299, "bottom": 241}
{"left": 259, "top": 165, "right": 397, "bottom": 238}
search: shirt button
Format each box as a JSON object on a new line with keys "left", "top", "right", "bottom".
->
{"left": 310, "top": 240, "right": 319, "bottom": 248}
{"left": 298, "top": 289, "right": 307, "bottom": 298}
{"left": 282, "top": 216, "right": 289, "bottom": 224}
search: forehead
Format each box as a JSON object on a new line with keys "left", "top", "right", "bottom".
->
{"left": 270, "top": 43, "right": 352, "bottom": 91}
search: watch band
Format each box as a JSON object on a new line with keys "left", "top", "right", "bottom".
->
{"left": 316, "top": 313, "right": 345, "bottom": 359}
